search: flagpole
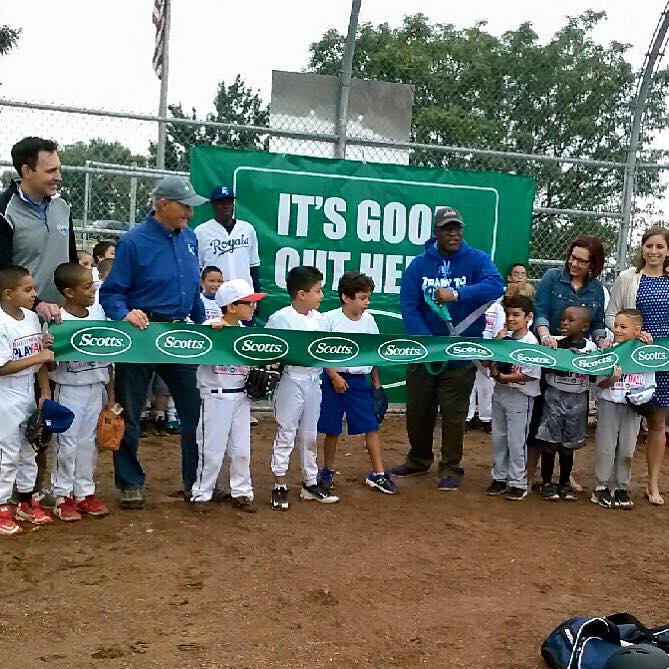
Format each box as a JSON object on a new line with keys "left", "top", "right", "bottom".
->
{"left": 156, "top": 0, "right": 171, "bottom": 170}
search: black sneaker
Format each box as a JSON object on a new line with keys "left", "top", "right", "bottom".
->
{"left": 614, "top": 489, "right": 633, "bottom": 510}
{"left": 271, "top": 486, "right": 289, "bottom": 511}
{"left": 300, "top": 483, "right": 340, "bottom": 504}
{"left": 231, "top": 496, "right": 258, "bottom": 513}
{"left": 139, "top": 418, "right": 148, "bottom": 439}
{"left": 390, "top": 462, "right": 430, "bottom": 478}
{"left": 558, "top": 483, "right": 577, "bottom": 501}
{"left": 211, "top": 488, "right": 232, "bottom": 504}
{"left": 541, "top": 483, "right": 560, "bottom": 501}
{"left": 590, "top": 488, "right": 615, "bottom": 508}
{"left": 154, "top": 416, "right": 166, "bottom": 436}
{"left": 505, "top": 486, "right": 527, "bottom": 501}
{"left": 480, "top": 422, "right": 492, "bottom": 434}
{"left": 486, "top": 480, "right": 507, "bottom": 496}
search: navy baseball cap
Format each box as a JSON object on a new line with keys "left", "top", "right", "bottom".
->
{"left": 434, "top": 207, "right": 464, "bottom": 227}
{"left": 210, "top": 185, "right": 235, "bottom": 201}
{"left": 41, "top": 399, "right": 75, "bottom": 434}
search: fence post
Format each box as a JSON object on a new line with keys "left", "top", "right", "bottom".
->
{"left": 129, "top": 162, "right": 138, "bottom": 228}
{"left": 82, "top": 160, "right": 91, "bottom": 248}
{"left": 335, "top": 0, "right": 361, "bottom": 159}
{"left": 617, "top": 6, "right": 669, "bottom": 272}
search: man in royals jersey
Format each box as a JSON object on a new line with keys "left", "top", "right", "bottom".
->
{"left": 194, "top": 185, "right": 261, "bottom": 313}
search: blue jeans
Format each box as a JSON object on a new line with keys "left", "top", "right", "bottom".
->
{"left": 113, "top": 363, "right": 199, "bottom": 492}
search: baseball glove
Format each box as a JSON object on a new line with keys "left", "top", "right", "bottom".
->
{"left": 26, "top": 407, "right": 52, "bottom": 453}
{"left": 97, "top": 406, "right": 125, "bottom": 451}
{"left": 372, "top": 386, "right": 389, "bottom": 424}
{"left": 244, "top": 367, "right": 282, "bottom": 401}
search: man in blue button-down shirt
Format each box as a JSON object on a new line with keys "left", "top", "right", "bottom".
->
{"left": 101, "top": 176, "right": 208, "bottom": 509}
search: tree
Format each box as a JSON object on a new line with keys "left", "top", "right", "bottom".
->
{"left": 308, "top": 12, "right": 669, "bottom": 262}
{"left": 0, "top": 25, "right": 20, "bottom": 56}
{"left": 150, "top": 74, "right": 269, "bottom": 171}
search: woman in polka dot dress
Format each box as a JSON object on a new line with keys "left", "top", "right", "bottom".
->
{"left": 607, "top": 227, "right": 669, "bottom": 505}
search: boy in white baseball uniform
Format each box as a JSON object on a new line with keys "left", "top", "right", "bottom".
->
{"left": 486, "top": 294, "right": 541, "bottom": 501}
{"left": 0, "top": 266, "right": 55, "bottom": 535}
{"left": 191, "top": 279, "right": 267, "bottom": 512}
{"left": 200, "top": 266, "right": 224, "bottom": 321}
{"left": 317, "top": 271, "right": 397, "bottom": 495}
{"left": 49, "top": 263, "right": 113, "bottom": 521}
{"left": 592, "top": 309, "right": 655, "bottom": 510}
{"left": 267, "top": 266, "right": 338, "bottom": 510}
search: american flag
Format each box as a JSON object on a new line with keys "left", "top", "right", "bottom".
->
{"left": 152, "top": 0, "right": 167, "bottom": 79}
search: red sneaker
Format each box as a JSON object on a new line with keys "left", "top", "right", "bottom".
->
{"left": 16, "top": 498, "right": 53, "bottom": 525}
{"left": 0, "top": 504, "right": 22, "bottom": 535}
{"left": 54, "top": 497, "right": 82, "bottom": 522}
{"left": 76, "top": 495, "right": 109, "bottom": 517}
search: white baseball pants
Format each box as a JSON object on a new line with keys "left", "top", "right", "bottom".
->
{"left": 271, "top": 374, "right": 321, "bottom": 485}
{"left": 191, "top": 392, "right": 252, "bottom": 502}
{"left": 51, "top": 382, "right": 105, "bottom": 500}
{"left": 0, "top": 376, "right": 38, "bottom": 503}
{"left": 467, "top": 368, "right": 495, "bottom": 423}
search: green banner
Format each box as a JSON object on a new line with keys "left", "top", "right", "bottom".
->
{"left": 189, "top": 147, "right": 536, "bottom": 399}
{"left": 51, "top": 320, "right": 669, "bottom": 376}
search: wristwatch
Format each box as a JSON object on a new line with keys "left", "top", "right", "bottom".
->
{"left": 452, "top": 289, "right": 459, "bottom": 301}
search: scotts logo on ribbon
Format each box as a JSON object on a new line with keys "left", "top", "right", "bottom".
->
{"left": 378, "top": 339, "right": 429, "bottom": 363}
{"left": 233, "top": 333, "right": 289, "bottom": 362}
{"left": 631, "top": 344, "right": 669, "bottom": 369}
{"left": 308, "top": 336, "right": 359, "bottom": 363}
{"left": 155, "top": 330, "right": 213, "bottom": 359}
{"left": 572, "top": 352, "right": 619, "bottom": 373}
{"left": 70, "top": 326, "right": 132, "bottom": 357}
{"left": 444, "top": 342, "right": 494, "bottom": 359}
{"left": 510, "top": 348, "right": 557, "bottom": 368}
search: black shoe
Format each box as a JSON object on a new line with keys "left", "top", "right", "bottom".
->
{"left": 299, "top": 483, "right": 340, "bottom": 504}
{"left": 480, "top": 422, "right": 492, "bottom": 434}
{"left": 271, "top": 486, "right": 289, "bottom": 511}
{"left": 139, "top": 419, "right": 148, "bottom": 439}
{"left": 541, "top": 483, "right": 560, "bottom": 501}
{"left": 558, "top": 483, "right": 577, "bottom": 501}
{"left": 614, "top": 489, "right": 633, "bottom": 510}
{"left": 231, "top": 496, "right": 257, "bottom": 513}
{"left": 390, "top": 462, "right": 430, "bottom": 478}
{"left": 590, "top": 488, "right": 615, "bottom": 508}
{"left": 154, "top": 416, "right": 166, "bottom": 436}
{"left": 505, "top": 486, "right": 527, "bottom": 501}
{"left": 465, "top": 420, "right": 472, "bottom": 433}
{"left": 486, "top": 480, "right": 507, "bottom": 496}
{"left": 211, "top": 488, "right": 232, "bottom": 503}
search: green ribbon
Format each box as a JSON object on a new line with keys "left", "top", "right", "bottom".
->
{"left": 49, "top": 320, "right": 669, "bottom": 375}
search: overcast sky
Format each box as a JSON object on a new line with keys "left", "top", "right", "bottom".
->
{"left": 0, "top": 0, "right": 667, "bottom": 159}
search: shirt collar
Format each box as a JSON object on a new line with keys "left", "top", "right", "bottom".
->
{"left": 147, "top": 212, "right": 179, "bottom": 238}
{"left": 559, "top": 267, "right": 593, "bottom": 290}
{"left": 15, "top": 180, "right": 50, "bottom": 209}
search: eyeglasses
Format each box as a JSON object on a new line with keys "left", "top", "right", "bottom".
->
{"left": 568, "top": 253, "right": 591, "bottom": 267}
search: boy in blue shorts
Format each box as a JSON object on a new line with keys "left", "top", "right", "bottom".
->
{"left": 317, "top": 271, "right": 397, "bottom": 495}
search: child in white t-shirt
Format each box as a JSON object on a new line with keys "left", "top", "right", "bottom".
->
{"left": 486, "top": 295, "right": 541, "bottom": 501}
{"left": 317, "top": 271, "right": 396, "bottom": 496}
{"left": 200, "top": 266, "right": 224, "bottom": 321}
{"left": 592, "top": 309, "right": 655, "bottom": 510}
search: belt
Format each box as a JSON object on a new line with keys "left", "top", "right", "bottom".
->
{"left": 137, "top": 309, "right": 186, "bottom": 323}
{"left": 210, "top": 387, "right": 245, "bottom": 395}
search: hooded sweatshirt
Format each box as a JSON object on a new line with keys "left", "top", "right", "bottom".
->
{"left": 400, "top": 239, "right": 504, "bottom": 338}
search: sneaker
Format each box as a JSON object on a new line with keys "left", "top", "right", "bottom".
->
{"left": 317, "top": 467, "right": 335, "bottom": 490}
{"left": 231, "top": 496, "right": 258, "bottom": 513}
{"left": 505, "top": 486, "right": 528, "bottom": 501}
{"left": 119, "top": 488, "right": 144, "bottom": 509}
{"left": 437, "top": 476, "right": 460, "bottom": 491}
{"left": 0, "top": 505, "right": 22, "bottom": 535}
{"left": 139, "top": 418, "right": 148, "bottom": 439}
{"left": 590, "top": 488, "right": 616, "bottom": 508}
{"left": 76, "top": 495, "right": 109, "bottom": 517}
{"left": 614, "top": 489, "right": 634, "bottom": 510}
{"left": 250, "top": 415, "right": 259, "bottom": 426}
{"left": 366, "top": 472, "right": 398, "bottom": 495}
{"left": 480, "top": 422, "right": 492, "bottom": 434}
{"left": 300, "top": 483, "right": 340, "bottom": 504}
{"left": 465, "top": 420, "right": 472, "bottom": 433}
{"left": 16, "top": 498, "right": 53, "bottom": 525}
{"left": 166, "top": 419, "right": 181, "bottom": 435}
{"left": 558, "top": 483, "right": 577, "bottom": 501}
{"left": 211, "top": 488, "right": 232, "bottom": 503}
{"left": 486, "top": 480, "right": 507, "bottom": 496}
{"left": 271, "top": 486, "right": 289, "bottom": 511}
{"left": 390, "top": 462, "right": 430, "bottom": 478}
{"left": 541, "top": 483, "right": 560, "bottom": 501}
{"left": 54, "top": 497, "right": 82, "bottom": 522}
{"left": 34, "top": 490, "right": 57, "bottom": 510}
{"left": 154, "top": 416, "right": 166, "bottom": 436}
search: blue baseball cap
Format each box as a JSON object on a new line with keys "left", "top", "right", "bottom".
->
{"left": 210, "top": 185, "right": 235, "bottom": 201}
{"left": 42, "top": 399, "right": 75, "bottom": 434}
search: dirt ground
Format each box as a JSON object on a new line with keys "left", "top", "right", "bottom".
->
{"left": 2, "top": 414, "right": 669, "bottom": 669}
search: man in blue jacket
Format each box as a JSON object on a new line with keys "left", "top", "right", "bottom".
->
{"left": 392, "top": 207, "right": 504, "bottom": 490}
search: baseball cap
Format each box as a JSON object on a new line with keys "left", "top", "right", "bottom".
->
{"left": 210, "top": 184, "right": 235, "bottom": 201}
{"left": 215, "top": 279, "right": 267, "bottom": 308}
{"left": 153, "top": 176, "right": 208, "bottom": 207}
{"left": 434, "top": 207, "right": 464, "bottom": 227}
{"left": 42, "top": 399, "right": 75, "bottom": 434}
